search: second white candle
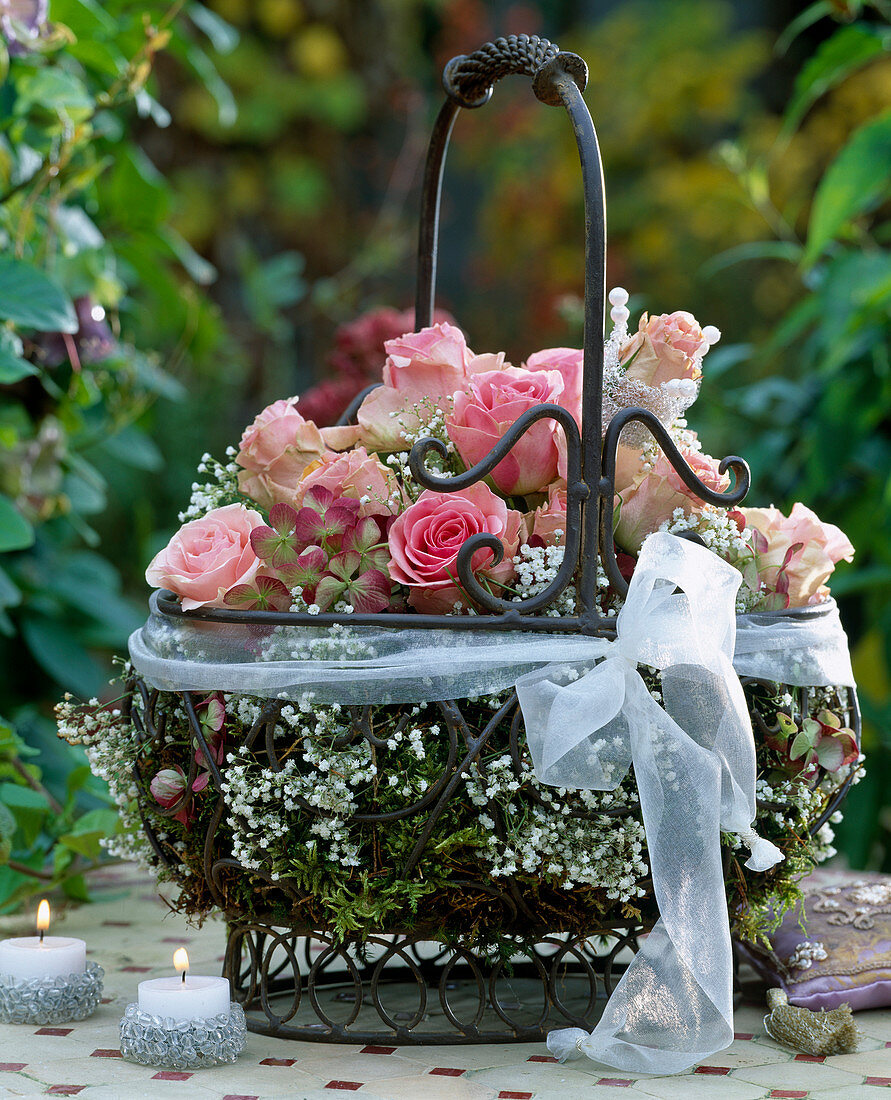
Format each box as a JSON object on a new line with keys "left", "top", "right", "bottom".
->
{"left": 137, "top": 948, "right": 230, "bottom": 1022}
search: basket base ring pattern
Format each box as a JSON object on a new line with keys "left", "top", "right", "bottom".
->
{"left": 225, "top": 924, "right": 644, "bottom": 1044}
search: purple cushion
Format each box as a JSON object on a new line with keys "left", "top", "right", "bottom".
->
{"left": 736, "top": 869, "right": 891, "bottom": 1011}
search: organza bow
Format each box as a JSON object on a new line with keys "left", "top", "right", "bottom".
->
{"left": 515, "top": 531, "right": 783, "bottom": 1074}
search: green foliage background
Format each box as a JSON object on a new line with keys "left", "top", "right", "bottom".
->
{"left": 0, "top": 0, "right": 888, "bottom": 908}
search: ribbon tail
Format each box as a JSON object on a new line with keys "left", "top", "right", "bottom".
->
{"left": 566, "top": 673, "right": 736, "bottom": 1074}
{"left": 738, "top": 827, "right": 784, "bottom": 872}
{"left": 546, "top": 1028, "right": 589, "bottom": 1062}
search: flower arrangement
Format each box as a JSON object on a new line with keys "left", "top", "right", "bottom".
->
{"left": 57, "top": 298, "right": 861, "bottom": 952}
{"left": 145, "top": 303, "right": 854, "bottom": 619}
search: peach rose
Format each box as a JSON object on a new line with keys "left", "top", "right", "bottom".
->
{"left": 524, "top": 347, "right": 583, "bottom": 426}
{"left": 447, "top": 367, "right": 564, "bottom": 496}
{"left": 145, "top": 503, "right": 264, "bottom": 610}
{"left": 294, "top": 446, "right": 401, "bottom": 519}
{"left": 355, "top": 323, "right": 501, "bottom": 452}
{"left": 236, "top": 398, "right": 326, "bottom": 509}
{"left": 614, "top": 448, "right": 729, "bottom": 552}
{"left": 619, "top": 311, "right": 710, "bottom": 389}
{"left": 739, "top": 502, "right": 854, "bottom": 607}
{"left": 527, "top": 484, "right": 568, "bottom": 547}
{"left": 387, "top": 482, "right": 522, "bottom": 613}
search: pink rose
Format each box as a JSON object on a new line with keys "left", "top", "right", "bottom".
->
{"left": 619, "top": 311, "right": 711, "bottom": 389}
{"left": 739, "top": 503, "right": 854, "bottom": 607}
{"left": 236, "top": 398, "right": 326, "bottom": 509}
{"left": 524, "top": 347, "right": 583, "bottom": 425}
{"left": 528, "top": 485, "right": 568, "bottom": 547}
{"left": 355, "top": 323, "right": 499, "bottom": 451}
{"left": 447, "top": 367, "right": 564, "bottom": 496}
{"left": 294, "top": 446, "right": 401, "bottom": 519}
{"left": 387, "top": 482, "right": 522, "bottom": 613}
{"left": 614, "top": 449, "right": 729, "bottom": 552}
{"left": 146, "top": 503, "right": 264, "bottom": 610}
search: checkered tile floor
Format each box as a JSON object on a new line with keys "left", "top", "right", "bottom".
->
{"left": 0, "top": 866, "right": 889, "bottom": 1098}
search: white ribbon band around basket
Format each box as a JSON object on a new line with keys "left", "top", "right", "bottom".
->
{"left": 128, "top": 531, "right": 856, "bottom": 1074}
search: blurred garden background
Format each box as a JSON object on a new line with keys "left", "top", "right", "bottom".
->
{"left": 0, "top": 0, "right": 889, "bottom": 910}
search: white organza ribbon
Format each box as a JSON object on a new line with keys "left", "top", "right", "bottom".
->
{"left": 128, "top": 532, "right": 857, "bottom": 1073}
{"left": 517, "top": 531, "right": 783, "bottom": 1074}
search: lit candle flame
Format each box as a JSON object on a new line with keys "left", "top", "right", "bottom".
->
{"left": 37, "top": 899, "right": 50, "bottom": 942}
{"left": 173, "top": 947, "right": 189, "bottom": 983}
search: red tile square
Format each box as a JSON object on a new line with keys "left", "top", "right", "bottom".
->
{"left": 499, "top": 1093, "right": 534, "bottom": 1099}
{"left": 324, "top": 1084, "right": 363, "bottom": 1092}
{"left": 866, "top": 1080, "right": 891, "bottom": 1087}
{"left": 35, "top": 1028, "right": 72, "bottom": 1036}
{"left": 527, "top": 1055, "right": 558, "bottom": 1063}
{"left": 45, "top": 1090, "right": 85, "bottom": 1097}
{"left": 794, "top": 1053, "right": 825, "bottom": 1063}
{"left": 152, "top": 1071, "right": 193, "bottom": 1081}
{"left": 597, "top": 1083, "right": 633, "bottom": 1089}
{"left": 734, "top": 1032, "right": 754, "bottom": 1040}
{"left": 259, "top": 1058, "right": 295, "bottom": 1067}
{"left": 361, "top": 1045, "right": 396, "bottom": 1055}
{"left": 695, "top": 1067, "right": 731, "bottom": 1075}
{"left": 769, "top": 1092, "right": 808, "bottom": 1098}
{"left": 0, "top": 1064, "right": 26, "bottom": 1071}
{"left": 89, "top": 1050, "right": 122, "bottom": 1059}
{"left": 430, "top": 1068, "right": 465, "bottom": 1076}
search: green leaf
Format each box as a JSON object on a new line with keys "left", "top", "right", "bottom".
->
{"left": 804, "top": 110, "right": 891, "bottom": 266}
{"left": 14, "top": 68, "right": 94, "bottom": 119}
{"left": 782, "top": 24, "right": 891, "bottom": 138}
{"left": 53, "top": 844, "right": 75, "bottom": 877}
{"left": 134, "top": 89, "right": 172, "bottom": 129}
{"left": 775, "top": 2, "right": 834, "bottom": 57}
{"left": 50, "top": 0, "right": 118, "bottom": 35}
{"left": 97, "top": 426, "right": 163, "bottom": 471}
{"left": 0, "top": 564, "right": 21, "bottom": 611}
{"left": 0, "top": 495, "right": 34, "bottom": 552}
{"left": 0, "top": 717, "right": 36, "bottom": 760}
{"left": 59, "top": 808, "right": 119, "bottom": 860}
{"left": 700, "top": 241, "right": 802, "bottom": 276}
{"left": 20, "top": 615, "right": 107, "bottom": 695}
{"left": 0, "top": 800, "right": 16, "bottom": 842}
{"left": 0, "top": 782, "right": 49, "bottom": 848}
{"left": 65, "top": 765, "right": 92, "bottom": 802}
{"left": 0, "top": 258, "right": 78, "bottom": 333}
{"left": 159, "top": 226, "right": 216, "bottom": 286}
{"left": 54, "top": 206, "right": 104, "bottom": 254}
{"left": 112, "top": 348, "right": 187, "bottom": 401}
{"left": 188, "top": 3, "right": 239, "bottom": 54}
{"left": 0, "top": 862, "right": 44, "bottom": 912}
{"left": 61, "top": 873, "right": 89, "bottom": 901}
{"left": 182, "top": 42, "right": 237, "bottom": 127}
{"left": 0, "top": 322, "right": 36, "bottom": 382}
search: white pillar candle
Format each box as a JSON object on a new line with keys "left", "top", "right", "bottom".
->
{"left": 137, "top": 948, "right": 230, "bottom": 1022}
{"left": 0, "top": 900, "right": 86, "bottom": 980}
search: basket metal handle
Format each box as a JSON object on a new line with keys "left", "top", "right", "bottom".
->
{"left": 413, "top": 34, "right": 608, "bottom": 617}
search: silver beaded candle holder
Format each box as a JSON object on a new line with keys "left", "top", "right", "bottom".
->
{"left": 0, "top": 962, "right": 104, "bottom": 1024}
{"left": 119, "top": 1001, "right": 246, "bottom": 1069}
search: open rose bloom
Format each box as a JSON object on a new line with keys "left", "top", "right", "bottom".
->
{"left": 143, "top": 304, "right": 852, "bottom": 620}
